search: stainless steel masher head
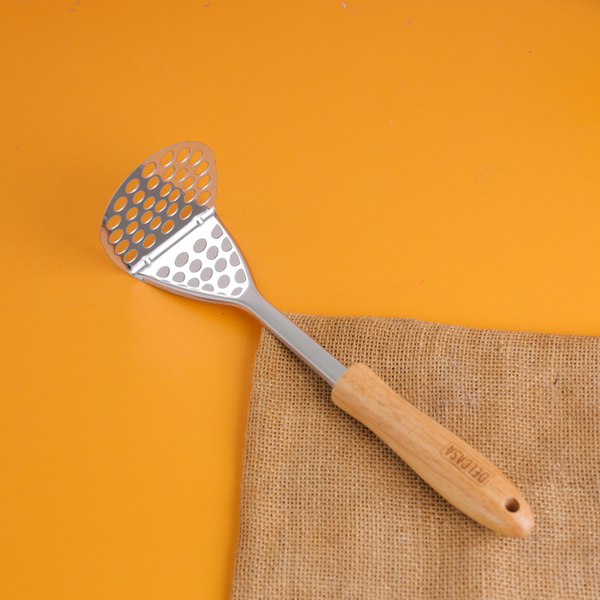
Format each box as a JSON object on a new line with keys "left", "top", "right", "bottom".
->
{"left": 100, "top": 141, "right": 343, "bottom": 385}
{"left": 100, "top": 142, "right": 534, "bottom": 537}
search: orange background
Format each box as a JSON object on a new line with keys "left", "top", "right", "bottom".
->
{"left": 1, "top": 0, "right": 599, "bottom": 598}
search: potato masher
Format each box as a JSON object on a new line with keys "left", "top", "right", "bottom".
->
{"left": 100, "top": 141, "right": 534, "bottom": 537}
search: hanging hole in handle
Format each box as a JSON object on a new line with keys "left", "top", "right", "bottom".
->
{"left": 504, "top": 497, "right": 520, "bottom": 513}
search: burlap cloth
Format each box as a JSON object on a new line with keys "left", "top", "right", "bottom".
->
{"left": 231, "top": 315, "right": 600, "bottom": 599}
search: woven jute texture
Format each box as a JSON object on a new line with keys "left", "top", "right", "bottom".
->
{"left": 231, "top": 315, "right": 600, "bottom": 600}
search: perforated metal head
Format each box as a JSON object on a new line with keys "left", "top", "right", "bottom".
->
{"left": 100, "top": 142, "right": 254, "bottom": 305}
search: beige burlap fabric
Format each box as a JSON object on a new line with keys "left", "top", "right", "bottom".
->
{"left": 231, "top": 315, "right": 600, "bottom": 599}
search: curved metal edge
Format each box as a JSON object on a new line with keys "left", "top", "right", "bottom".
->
{"left": 99, "top": 141, "right": 218, "bottom": 274}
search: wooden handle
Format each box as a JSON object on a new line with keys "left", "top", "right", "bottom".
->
{"left": 331, "top": 364, "right": 534, "bottom": 537}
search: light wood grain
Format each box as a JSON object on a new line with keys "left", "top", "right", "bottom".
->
{"left": 331, "top": 364, "right": 535, "bottom": 537}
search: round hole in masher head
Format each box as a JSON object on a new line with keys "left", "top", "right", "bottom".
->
{"left": 126, "top": 207, "right": 138, "bottom": 220}
{"left": 141, "top": 210, "right": 153, "bottom": 224}
{"left": 169, "top": 189, "right": 181, "bottom": 202}
{"left": 147, "top": 176, "right": 160, "bottom": 190}
{"left": 126, "top": 178, "right": 140, "bottom": 193}
{"left": 161, "top": 220, "right": 174, "bottom": 234}
{"left": 132, "top": 230, "right": 144, "bottom": 243}
{"left": 193, "top": 238, "right": 207, "bottom": 253}
{"left": 160, "top": 183, "right": 172, "bottom": 197}
{"left": 175, "top": 168, "right": 187, "bottom": 182}
{"left": 106, "top": 215, "right": 121, "bottom": 230}
{"left": 176, "top": 147, "right": 190, "bottom": 162}
{"left": 143, "top": 196, "right": 155, "bottom": 210}
{"left": 161, "top": 151, "right": 174, "bottom": 166}
{"left": 132, "top": 190, "right": 145, "bottom": 204}
{"left": 195, "top": 161, "right": 209, "bottom": 175}
{"left": 142, "top": 163, "right": 156, "bottom": 178}
{"left": 113, "top": 196, "right": 127, "bottom": 212}
{"left": 115, "top": 239, "right": 129, "bottom": 255}
{"left": 167, "top": 203, "right": 178, "bottom": 217}
{"left": 124, "top": 249, "right": 138, "bottom": 264}
{"left": 175, "top": 252, "right": 189, "bottom": 267}
{"left": 126, "top": 221, "right": 138, "bottom": 234}
{"left": 109, "top": 229, "right": 124, "bottom": 244}
{"left": 143, "top": 234, "right": 156, "bottom": 248}
{"left": 180, "top": 205, "right": 192, "bottom": 220}
{"left": 504, "top": 497, "right": 520, "bottom": 513}
{"left": 155, "top": 199, "right": 167, "bottom": 213}
{"left": 183, "top": 190, "right": 196, "bottom": 203}
{"left": 163, "top": 166, "right": 175, "bottom": 180}
{"left": 182, "top": 176, "right": 194, "bottom": 190}
{"left": 150, "top": 216, "right": 162, "bottom": 230}
{"left": 197, "top": 175, "right": 210, "bottom": 189}
{"left": 198, "top": 191, "right": 210, "bottom": 205}
{"left": 189, "top": 150, "right": 203, "bottom": 165}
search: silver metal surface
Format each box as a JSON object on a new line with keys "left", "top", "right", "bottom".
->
{"left": 100, "top": 142, "right": 346, "bottom": 386}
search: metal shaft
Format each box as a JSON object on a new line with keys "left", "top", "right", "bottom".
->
{"left": 238, "top": 287, "right": 347, "bottom": 387}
